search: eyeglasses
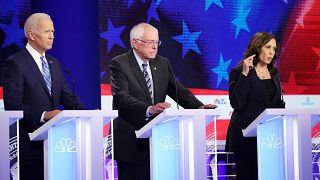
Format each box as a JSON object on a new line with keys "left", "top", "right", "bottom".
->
{"left": 137, "top": 39, "right": 162, "bottom": 47}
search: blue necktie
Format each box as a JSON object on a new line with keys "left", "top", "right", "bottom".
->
{"left": 40, "top": 55, "right": 52, "bottom": 95}
{"left": 142, "top": 63, "right": 153, "bottom": 103}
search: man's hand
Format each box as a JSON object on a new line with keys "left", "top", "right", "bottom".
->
{"left": 149, "top": 102, "right": 171, "bottom": 115}
{"left": 199, "top": 104, "right": 217, "bottom": 109}
{"left": 44, "top": 110, "right": 61, "bottom": 122}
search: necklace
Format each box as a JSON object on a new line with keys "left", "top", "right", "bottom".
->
{"left": 256, "top": 69, "right": 270, "bottom": 79}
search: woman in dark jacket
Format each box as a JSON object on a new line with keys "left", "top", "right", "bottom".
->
{"left": 225, "top": 32, "right": 285, "bottom": 180}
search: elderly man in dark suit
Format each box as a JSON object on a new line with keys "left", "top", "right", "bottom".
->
{"left": 110, "top": 22, "right": 216, "bottom": 180}
{"left": 2, "top": 13, "right": 85, "bottom": 180}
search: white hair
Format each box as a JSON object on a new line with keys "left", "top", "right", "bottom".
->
{"left": 24, "top": 13, "right": 51, "bottom": 37}
{"left": 130, "top": 23, "right": 157, "bottom": 47}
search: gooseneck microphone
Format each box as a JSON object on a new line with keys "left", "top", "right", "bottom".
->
{"left": 174, "top": 75, "right": 179, "bottom": 110}
{"left": 64, "top": 67, "right": 76, "bottom": 110}
{"left": 169, "top": 68, "right": 179, "bottom": 110}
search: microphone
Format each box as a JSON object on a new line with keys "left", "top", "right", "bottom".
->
{"left": 64, "top": 67, "right": 76, "bottom": 110}
{"left": 169, "top": 69, "right": 179, "bottom": 109}
{"left": 277, "top": 73, "right": 286, "bottom": 107}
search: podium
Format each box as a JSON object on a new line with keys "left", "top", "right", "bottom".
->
{"left": 243, "top": 108, "right": 318, "bottom": 180}
{"left": 0, "top": 111, "right": 23, "bottom": 180}
{"left": 28, "top": 110, "right": 117, "bottom": 180}
{"left": 136, "top": 109, "right": 220, "bottom": 180}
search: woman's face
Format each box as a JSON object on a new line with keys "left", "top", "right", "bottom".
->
{"left": 258, "top": 38, "right": 276, "bottom": 65}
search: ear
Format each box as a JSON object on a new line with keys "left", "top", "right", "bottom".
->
{"left": 131, "top": 39, "right": 138, "bottom": 49}
{"left": 28, "top": 31, "right": 36, "bottom": 41}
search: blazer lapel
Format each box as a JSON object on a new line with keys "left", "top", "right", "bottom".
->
{"left": 128, "top": 51, "right": 153, "bottom": 104}
{"left": 270, "top": 73, "right": 281, "bottom": 106}
{"left": 22, "top": 49, "right": 52, "bottom": 98}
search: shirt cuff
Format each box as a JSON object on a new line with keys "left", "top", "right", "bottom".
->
{"left": 40, "top": 111, "right": 46, "bottom": 123}
{"left": 145, "top": 106, "right": 153, "bottom": 120}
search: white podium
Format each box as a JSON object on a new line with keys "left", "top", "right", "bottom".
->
{"left": 29, "top": 110, "right": 117, "bottom": 180}
{"left": 0, "top": 111, "right": 23, "bottom": 180}
{"left": 136, "top": 109, "right": 220, "bottom": 180}
{"left": 243, "top": 108, "right": 319, "bottom": 180}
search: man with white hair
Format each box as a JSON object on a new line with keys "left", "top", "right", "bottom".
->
{"left": 2, "top": 13, "right": 85, "bottom": 180}
{"left": 110, "top": 22, "right": 215, "bottom": 180}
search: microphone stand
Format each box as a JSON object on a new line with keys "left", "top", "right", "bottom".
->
{"left": 64, "top": 68, "right": 76, "bottom": 110}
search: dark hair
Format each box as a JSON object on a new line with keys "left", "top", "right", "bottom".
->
{"left": 239, "top": 32, "right": 279, "bottom": 74}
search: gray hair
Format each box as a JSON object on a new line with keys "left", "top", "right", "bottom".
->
{"left": 130, "top": 23, "right": 157, "bottom": 47}
{"left": 24, "top": 13, "right": 51, "bottom": 37}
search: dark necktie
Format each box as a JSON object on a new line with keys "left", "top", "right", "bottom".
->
{"left": 142, "top": 63, "right": 153, "bottom": 103}
{"left": 40, "top": 55, "right": 52, "bottom": 95}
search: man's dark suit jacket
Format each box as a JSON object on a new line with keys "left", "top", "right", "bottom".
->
{"left": 225, "top": 65, "right": 285, "bottom": 154}
{"left": 2, "top": 48, "right": 85, "bottom": 180}
{"left": 110, "top": 49, "right": 203, "bottom": 164}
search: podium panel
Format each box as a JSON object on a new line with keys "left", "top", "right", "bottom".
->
{"left": 29, "top": 110, "right": 118, "bottom": 180}
{"left": 0, "top": 111, "right": 23, "bottom": 180}
{"left": 243, "top": 108, "right": 318, "bottom": 180}
{"left": 136, "top": 109, "right": 220, "bottom": 180}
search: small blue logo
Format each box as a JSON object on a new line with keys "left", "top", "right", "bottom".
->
{"left": 302, "top": 97, "right": 315, "bottom": 106}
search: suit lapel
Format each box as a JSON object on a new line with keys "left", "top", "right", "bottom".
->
{"left": 22, "top": 48, "right": 52, "bottom": 98}
{"left": 128, "top": 51, "right": 153, "bottom": 104}
{"left": 149, "top": 59, "right": 158, "bottom": 103}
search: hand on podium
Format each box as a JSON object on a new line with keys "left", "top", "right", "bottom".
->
{"left": 198, "top": 104, "right": 217, "bottom": 109}
{"left": 149, "top": 102, "right": 171, "bottom": 115}
{"left": 44, "top": 110, "right": 61, "bottom": 122}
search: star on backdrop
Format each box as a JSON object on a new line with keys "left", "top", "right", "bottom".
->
{"left": 211, "top": 53, "right": 231, "bottom": 88}
{"left": 282, "top": 72, "right": 308, "bottom": 94}
{"left": 147, "top": 0, "right": 161, "bottom": 22}
{"left": 296, "top": 0, "right": 313, "bottom": 27}
{"left": 312, "top": 47, "right": 320, "bottom": 71}
{"left": 172, "top": 21, "right": 201, "bottom": 58}
{"left": 231, "top": 8, "right": 251, "bottom": 38}
{"left": 0, "top": 17, "right": 24, "bottom": 48}
{"left": 100, "top": 19, "right": 126, "bottom": 53}
{"left": 205, "top": 0, "right": 223, "bottom": 11}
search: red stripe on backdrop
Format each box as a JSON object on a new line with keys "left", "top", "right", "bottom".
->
{"left": 188, "top": 88, "right": 228, "bottom": 95}
{"left": 0, "top": 87, "right": 2, "bottom": 99}
{"left": 101, "top": 84, "right": 112, "bottom": 95}
{"left": 101, "top": 84, "right": 228, "bottom": 95}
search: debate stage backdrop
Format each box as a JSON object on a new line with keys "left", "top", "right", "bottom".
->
{"left": 1, "top": 0, "right": 320, "bottom": 179}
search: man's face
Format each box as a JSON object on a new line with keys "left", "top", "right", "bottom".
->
{"left": 133, "top": 27, "right": 159, "bottom": 60}
{"left": 30, "top": 18, "right": 54, "bottom": 54}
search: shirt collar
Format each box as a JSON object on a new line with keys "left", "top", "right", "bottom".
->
{"left": 133, "top": 49, "right": 149, "bottom": 68}
{"left": 26, "top": 43, "right": 46, "bottom": 61}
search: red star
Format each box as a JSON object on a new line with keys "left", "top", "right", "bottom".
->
{"left": 312, "top": 47, "right": 320, "bottom": 71}
{"left": 282, "top": 72, "right": 307, "bottom": 94}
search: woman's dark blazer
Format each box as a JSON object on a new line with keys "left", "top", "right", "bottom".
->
{"left": 225, "top": 65, "right": 285, "bottom": 154}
